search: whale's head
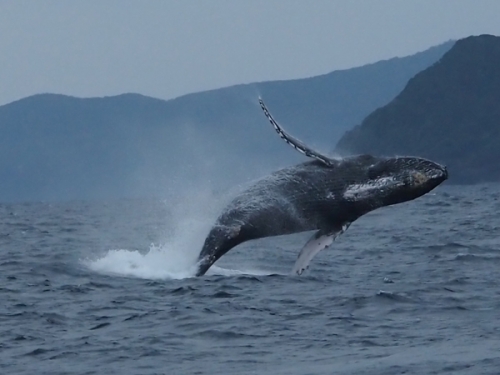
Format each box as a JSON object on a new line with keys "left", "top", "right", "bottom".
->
{"left": 344, "top": 156, "right": 448, "bottom": 208}
{"left": 195, "top": 224, "right": 244, "bottom": 277}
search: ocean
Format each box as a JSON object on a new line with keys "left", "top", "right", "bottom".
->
{"left": 1, "top": 183, "right": 499, "bottom": 375}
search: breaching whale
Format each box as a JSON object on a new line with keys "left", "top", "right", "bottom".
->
{"left": 195, "top": 98, "right": 448, "bottom": 276}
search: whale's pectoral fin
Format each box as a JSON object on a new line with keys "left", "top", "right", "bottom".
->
{"left": 292, "top": 223, "right": 351, "bottom": 276}
{"left": 258, "top": 98, "right": 338, "bottom": 167}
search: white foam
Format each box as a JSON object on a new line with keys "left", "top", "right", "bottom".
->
{"left": 81, "top": 215, "right": 205, "bottom": 280}
{"left": 209, "top": 265, "right": 276, "bottom": 277}
{"left": 82, "top": 243, "right": 198, "bottom": 279}
{"left": 81, "top": 182, "right": 226, "bottom": 280}
{"left": 82, "top": 245, "right": 276, "bottom": 280}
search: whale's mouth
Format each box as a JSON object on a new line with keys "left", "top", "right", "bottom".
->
{"left": 418, "top": 163, "right": 448, "bottom": 189}
{"left": 433, "top": 165, "right": 448, "bottom": 182}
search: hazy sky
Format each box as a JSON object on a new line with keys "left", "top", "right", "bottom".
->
{"left": 1, "top": 1, "right": 499, "bottom": 105}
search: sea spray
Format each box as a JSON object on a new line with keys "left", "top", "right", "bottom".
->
{"left": 82, "top": 184, "right": 229, "bottom": 279}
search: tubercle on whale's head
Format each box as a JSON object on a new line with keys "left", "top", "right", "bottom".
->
{"left": 195, "top": 224, "right": 243, "bottom": 277}
{"left": 364, "top": 156, "right": 448, "bottom": 206}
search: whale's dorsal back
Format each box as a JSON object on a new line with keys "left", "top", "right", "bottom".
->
{"left": 259, "top": 98, "right": 338, "bottom": 167}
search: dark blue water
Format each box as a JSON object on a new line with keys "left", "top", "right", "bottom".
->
{"left": 1, "top": 184, "right": 500, "bottom": 375}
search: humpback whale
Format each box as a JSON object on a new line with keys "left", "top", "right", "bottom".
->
{"left": 195, "top": 98, "right": 448, "bottom": 276}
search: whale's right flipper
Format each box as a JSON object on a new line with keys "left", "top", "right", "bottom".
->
{"left": 259, "top": 98, "right": 338, "bottom": 167}
{"left": 292, "top": 223, "right": 350, "bottom": 275}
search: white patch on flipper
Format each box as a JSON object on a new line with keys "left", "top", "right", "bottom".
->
{"left": 258, "top": 97, "right": 337, "bottom": 167}
{"left": 292, "top": 223, "right": 351, "bottom": 275}
{"left": 343, "top": 177, "right": 402, "bottom": 201}
{"left": 292, "top": 232, "right": 336, "bottom": 275}
{"left": 292, "top": 225, "right": 349, "bottom": 275}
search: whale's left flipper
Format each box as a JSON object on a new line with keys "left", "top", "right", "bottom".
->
{"left": 292, "top": 223, "right": 351, "bottom": 275}
{"left": 259, "top": 98, "right": 338, "bottom": 167}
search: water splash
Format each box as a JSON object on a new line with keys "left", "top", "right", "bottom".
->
{"left": 82, "top": 243, "right": 276, "bottom": 280}
{"left": 82, "top": 183, "right": 226, "bottom": 279}
{"left": 82, "top": 243, "right": 198, "bottom": 279}
{"left": 81, "top": 215, "right": 206, "bottom": 280}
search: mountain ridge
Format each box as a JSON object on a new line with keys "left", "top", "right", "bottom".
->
{"left": 0, "top": 41, "right": 454, "bottom": 202}
{"left": 335, "top": 34, "right": 500, "bottom": 184}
